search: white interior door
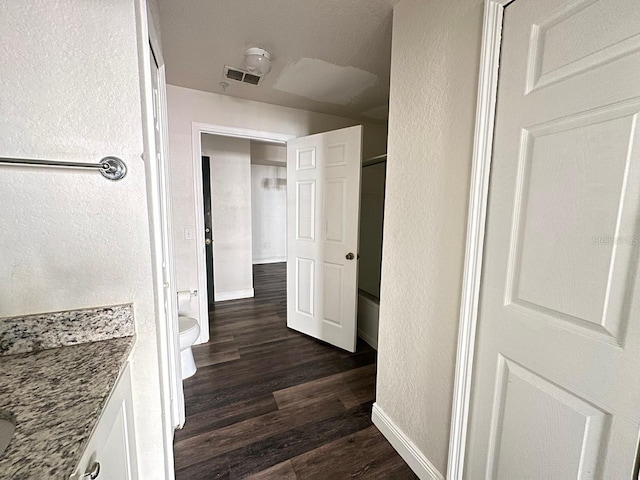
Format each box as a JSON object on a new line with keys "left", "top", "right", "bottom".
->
{"left": 466, "top": 0, "right": 640, "bottom": 478}
{"left": 286, "top": 126, "right": 363, "bottom": 352}
{"left": 150, "top": 45, "right": 184, "bottom": 428}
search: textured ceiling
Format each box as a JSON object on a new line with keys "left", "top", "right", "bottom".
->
{"left": 157, "top": 0, "right": 397, "bottom": 123}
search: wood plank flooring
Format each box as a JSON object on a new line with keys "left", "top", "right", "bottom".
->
{"left": 174, "top": 262, "right": 417, "bottom": 479}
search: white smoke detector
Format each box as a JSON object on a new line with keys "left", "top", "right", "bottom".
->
{"left": 244, "top": 47, "right": 272, "bottom": 76}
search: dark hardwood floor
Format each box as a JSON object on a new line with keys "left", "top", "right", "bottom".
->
{"left": 174, "top": 262, "right": 417, "bottom": 479}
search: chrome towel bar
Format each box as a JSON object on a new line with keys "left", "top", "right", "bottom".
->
{"left": 0, "top": 156, "right": 127, "bottom": 181}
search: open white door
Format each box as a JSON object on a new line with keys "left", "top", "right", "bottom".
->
{"left": 286, "top": 126, "right": 363, "bottom": 352}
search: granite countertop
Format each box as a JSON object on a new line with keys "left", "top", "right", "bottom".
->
{"left": 0, "top": 305, "right": 135, "bottom": 479}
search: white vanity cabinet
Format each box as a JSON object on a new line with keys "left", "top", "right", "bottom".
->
{"left": 70, "top": 363, "right": 138, "bottom": 480}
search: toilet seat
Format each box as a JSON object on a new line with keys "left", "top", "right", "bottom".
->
{"left": 178, "top": 316, "right": 200, "bottom": 379}
{"left": 178, "top": 316, "right": 200, "bottom": 349}
{"left": 179, "top": 315, "right": 199, "bottom": 334}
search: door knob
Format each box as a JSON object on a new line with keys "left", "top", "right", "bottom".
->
{"left": 83, "top": 461, "right": 100, "bottom": 479}
{"left": 205, "top": 238, "right": 212, "bottom": 245}
{"left": 346, "top": 252, "right": 355, "bottom": 260}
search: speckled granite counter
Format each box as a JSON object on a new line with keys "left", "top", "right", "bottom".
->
{"left": 0, "top": 305, "right": 135, "bottom": 479}
{"left": 0, "top": 305, "right": 134, "bottom": 356}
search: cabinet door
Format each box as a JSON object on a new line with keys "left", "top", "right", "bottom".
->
{"left": 71, "top": 363, "right": 138, "bottom": 480}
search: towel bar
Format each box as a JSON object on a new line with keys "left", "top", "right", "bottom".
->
{"left": 0, "top": 156, "right": 127, "bottom": 181}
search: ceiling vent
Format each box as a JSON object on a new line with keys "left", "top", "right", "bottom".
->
{"left": 223, "top": 66, "right": 264, "bottom": 86}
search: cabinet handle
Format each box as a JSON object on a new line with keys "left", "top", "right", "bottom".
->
{"left": 83, "top": 461, "right": 100, "bottom": 479}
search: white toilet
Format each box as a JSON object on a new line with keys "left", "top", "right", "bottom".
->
{"left": 177, "top": 291, "right": 201, "bottom": 380}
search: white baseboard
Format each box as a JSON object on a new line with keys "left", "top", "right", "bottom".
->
{"left": 358, "top": 328, "right": 378, "bottom": 350}
{"left": 214, "top": 288, "right": 254, "bottom": 302}
{"left": 252, "top": 257, "right": 286, "bottom": 265}
{"left": 371, "top": 403, "right": 444, "bottom": 480}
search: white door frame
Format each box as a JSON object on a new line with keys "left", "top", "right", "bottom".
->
{"left": 446, "top": 0, "right": 516, "bottom": 479}
{"left": 191, "top": 122, "right": 295, "bottom": 343}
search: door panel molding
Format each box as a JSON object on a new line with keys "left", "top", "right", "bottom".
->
{"left": 525, "top": 0, "right": 640, "bottom": 93}
{"left": 503, "top": 103, "right": 640, "bottom": 347}
{"left": 296, "top": 180, "right": 316, "bottom": 241}
{"left": 296, "top": 257, "right": 315, "bottom": 317}
{"left": 446, "top": 1, "right": 517, "bottom": 478}
{"left": 485, "top": 355, "right": 611, "bottom": 479}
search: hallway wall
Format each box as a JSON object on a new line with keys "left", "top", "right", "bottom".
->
{"left": 201, "top": 134, "right": 254, "bottom": 300}
{"left": 251, "top": 164, "right": 287, "bottom": 264}
{"left": 375, "top": 0, "right": 484, "bottom": 475}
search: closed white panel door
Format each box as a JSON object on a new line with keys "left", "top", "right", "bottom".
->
{"left": 150, "top": 50, "right": 184, "bottom": 426}
{"left": 287, "top": 126, "right": 362, "bottom": 352}
{"left": 466, "top": 0, "right": 640, "bottom": 478}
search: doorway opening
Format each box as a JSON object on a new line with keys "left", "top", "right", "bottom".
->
{"left": 190, "top": 123, "right": 293, "bottom": 344}
{"left": 199, "top": 133, "right": 288, "bottom": 310}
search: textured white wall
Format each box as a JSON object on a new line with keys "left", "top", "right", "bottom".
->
{"left": 202, "top": 135, "right": 254, "bottom": 297}
{"left": 376, "top": 0, "right": 484, "bottom": 474}
{"left": 0, "top": 1, "right": 165, "bottom": 477}
{"left": 251, "top": 164, "right": 287, "bottom": 264}
{"left": 167, "top": 85, "right": 387, "bottom": 324}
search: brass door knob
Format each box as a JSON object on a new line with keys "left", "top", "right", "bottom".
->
{"left": 205, "top": 238, "right": 212, "bottom": 245}
{"left": 346, "top": 252, "right": 355, "bottom": 260}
